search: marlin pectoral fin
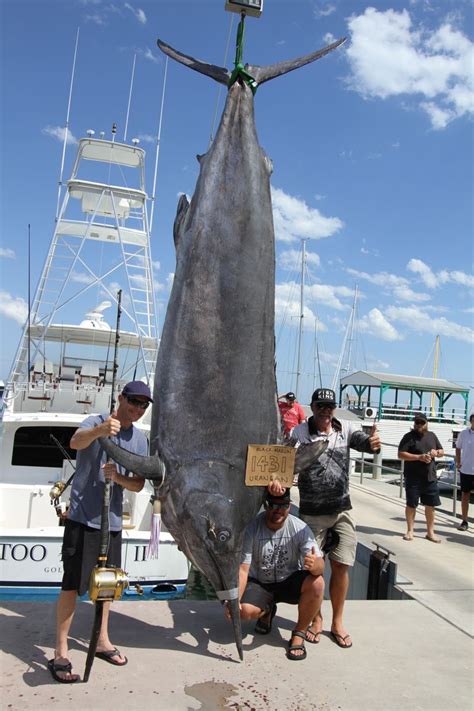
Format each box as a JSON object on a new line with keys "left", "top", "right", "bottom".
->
{"left": 249, "top": 37, "right": 347, "bottom": 86}
{"left": 99, "top": 437, "right": 165, "bottom": 483}
{"left": 157, "top": 39, "right": 231, "bottom": 86}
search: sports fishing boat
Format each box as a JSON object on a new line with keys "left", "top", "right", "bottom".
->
{"left": 0, "top": 121, "right": 189, "bottom": 600}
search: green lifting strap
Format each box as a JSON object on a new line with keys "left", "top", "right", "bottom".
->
{"left": 228, "top": 13, "right": 258, "bottom": 95}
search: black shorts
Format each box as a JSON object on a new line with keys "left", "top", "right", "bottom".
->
{"left": 460, "top": 473, "right": 474, "bottom": 493}
{"left": 405, "top": 475, "right": 441, "bottom": 508}
{"left": 61, "top": 519, "right": 122, "bottom": 596}
{"left": 240, "top": 571, "right": 311, "bottom": 614}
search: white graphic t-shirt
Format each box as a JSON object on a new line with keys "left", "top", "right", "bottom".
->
{"left": 241, "top": 512, "right": 320, "bottom": 584}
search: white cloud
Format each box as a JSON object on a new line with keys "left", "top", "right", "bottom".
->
{"left": 275, "top": 284, "right": 327, "bottom": 331}
{"left": 346, "top": 267, "right": 431, "bottom": 302}
{"left": 138, "top": 133, "right": 156, "bottom": 143}
{"left": 152, "top": 260, "right": 161, "bottom": 271}
{"left": 138, "top": 47, "right": 159, "bottom": 64}
{"left": 271, "top": 187, "right": 343, "bottom": 243}
{"left": 71, "top": 271, "right": 95, "bottom": 285}
{"left": 408, "top": 258, "right": 474, "bottom": 289}
{"left": 125, "top": 3, "right": 146, "bottom": 24}
{"left": 386, "top": 305, "right": 474, "bottom": 343}
{"left": 279, "top": 249, "right": 320, "bottom": 272}
{"left": 0, "top": 291, "right": 28, "bottom": 324}
{"left": 0, "top": 248, "right": 15, "bottom": 259}
{"left": 346, "top": 8, "right": 474, "bottom": 129}
{"left": 358, "top": 308, "right": 402, "bottom": 341}
{"left": 314, "top": 4, "right": 336, "bottom": 19}
{"left": 42, "top": 126, "right": 78, "bottom": 145}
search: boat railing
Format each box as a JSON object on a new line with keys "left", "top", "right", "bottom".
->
{"left": 349, "top": 403, "right": 465, "bottom": 423}
{"left": 350, "top": 441, "right": 461, "bottom": 517}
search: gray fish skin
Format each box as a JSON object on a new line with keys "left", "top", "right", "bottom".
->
{"left": 101, "top": 36, "right": 345, "bottom": 659}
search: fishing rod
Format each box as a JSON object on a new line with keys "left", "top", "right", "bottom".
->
{"left": 48, "top": 434, "right": 76, "bottom": 516}
{"left": 84, "top": 289, "right": 128, "bottom": 683}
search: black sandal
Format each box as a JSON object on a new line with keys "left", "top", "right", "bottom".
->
{"left": 255, "top": 603, "right": 277, "bottom": 635}
{"left": 286, "top": 630, "right": 307, "bottom": 661}
{"left": 47, "top": 658, "right": 79, "bottom": 683}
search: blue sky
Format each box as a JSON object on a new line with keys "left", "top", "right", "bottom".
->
{"left": 1, "top": 0, "right": 473, "bottom": 406}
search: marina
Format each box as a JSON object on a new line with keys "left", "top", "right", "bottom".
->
{"left": 1, "top": 478, "right": 472, "bottom": 710}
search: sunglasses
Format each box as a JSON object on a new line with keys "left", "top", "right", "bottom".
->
{"left": 414, "top": 420, "right": 426, "bottom": 425}
{"left": 125, "top": 395, "right": 150, "bottom": 410}
{"left": 266, "top": 502, "right": 290, "bottom": 510}
{"left": 314, "top": 402, "right": 335, "bottom": 409}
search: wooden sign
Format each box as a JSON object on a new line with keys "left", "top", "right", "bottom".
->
{"left": 245, "top": 445, "right": 295, "bottom": 487}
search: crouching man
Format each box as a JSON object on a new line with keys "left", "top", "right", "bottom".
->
{"left": 225, "top": 488, "right": 324, "bottom": 661}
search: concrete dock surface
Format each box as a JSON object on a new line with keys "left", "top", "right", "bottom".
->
{"left": 1, "top": 480, "right": 473, "bottom": 711}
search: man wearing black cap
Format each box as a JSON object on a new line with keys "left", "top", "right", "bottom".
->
{"left": 398, "top": 413, "right": 444, "bottom": 543}
{"left": 226, "top": 489, "right": 324, "bottom": 661}
{"left": 270, "top": 387, "right": 380, "bottom": 649}
{"left": 49, "top": 381, "right": 152, "bottom": 683}
{"left": 277, "top": 392, "right": 306, "bottom": 439}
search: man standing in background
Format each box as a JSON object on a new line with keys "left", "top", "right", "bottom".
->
{"left": 278, "top": 392, "right": 306, "bottom": 439}
{"left": 455, "top": 413, "right": 474, "bottom": 531}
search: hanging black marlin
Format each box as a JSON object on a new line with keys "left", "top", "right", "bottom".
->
{"left": 101, "top": 32, "right": 345, "bottom": 659}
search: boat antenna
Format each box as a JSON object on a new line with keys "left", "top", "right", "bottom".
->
{"left": 84, "top": 290, "right": 124, "bottom": 683}
{"left": 295, "top": 238, "right": 307, "bottom": 399}
{"left": 149, "top": 56, "right": 168, "bottom": 233}
{"left": 27, "top": 224, "right": 31, "bottom": 376}
{"left": 123, "top": 53, "right": 136, "bottom": 142}
{"left": 55, "top": 27, "right": 80, "bottom": 222}
{"left": 332, "top": 284, "right": 358, "bottom": 392}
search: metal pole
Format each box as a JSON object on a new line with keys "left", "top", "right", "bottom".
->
{"left": 399, "top": 460, "right": 404, "bottom": 499}
{"left": 295, "top": 238, "right": 306, "bottom": 399}
{"left": 149, "top": 56, "right": 169, "bottom": 233}
{"left": 123, "top": 54, "right": 136, "bottom": 143}
{"left": 55, "top": 27, "right": 80, "bottom": 221}
{"left": 452, "top": 466, "right": 458, "bottom": 516}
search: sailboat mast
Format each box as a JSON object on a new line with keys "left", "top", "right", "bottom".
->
{"left": 430, "top": 334, "right": 440, "bottom": 416}
{"left": 295, "top": 238, "right": 307, "bottom": 399}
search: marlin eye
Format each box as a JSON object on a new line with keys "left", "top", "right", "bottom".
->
{"left": 216, "top": 529, "right": 231, "bottom": 543}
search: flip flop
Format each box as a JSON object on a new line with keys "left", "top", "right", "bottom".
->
{"left": 331, "top": 631, "right": 352, "bottom": 649}
{"left": 425, "top": 535, "right": 441, "bottom": 544}
{"left": 95, "top": 647, "right": 128, "bottom": 666}
{"left": 286, "top": 630, "right": 307, "bottom": 661}
{"left": 47, "top": 658, "right": 79, "bottom": 684}
{"left": 255, "top": 603, "right": 277, "bottom": 635}
{"left": 305, "top": 623, "right": 322, "bottom": 644}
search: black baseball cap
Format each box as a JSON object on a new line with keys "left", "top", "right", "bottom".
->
{"left": 414, "top": 412, "right": 427, "bottom": 423}
{"left": 311, "top": 388, "right": 337, "bottom": 407}
{"left": 265, "top": 488, "right": 291, "bottom": 505}
{"left": 285, "top": 392, "right": 296, "bottom": 400}
{"left": 122, "top": 381, "right": 153, "bottom": 402}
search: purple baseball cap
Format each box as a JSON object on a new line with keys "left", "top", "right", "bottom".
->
{"left": 122, "top": 381, "right": 153, "bottom": 402}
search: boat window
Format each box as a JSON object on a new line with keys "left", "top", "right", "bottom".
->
{"left": 12, "top": 426, "right": 77, "bottom": 468}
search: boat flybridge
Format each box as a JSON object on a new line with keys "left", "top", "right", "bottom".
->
{"left": 0, "top": 133, "right": 189, "bottom": 599}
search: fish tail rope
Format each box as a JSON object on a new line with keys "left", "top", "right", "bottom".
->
{"left": 146, "top": 463, "right": 166, "bottom": 560}
{"left": 227, "top": 12, "right": 258, "bottom": 95}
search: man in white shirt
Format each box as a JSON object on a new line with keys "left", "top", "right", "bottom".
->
{"left": 225, "top": 489, "right": 324, "bottom": 661}
{"left": 455, "top": 413, "right": 474, "bottom": 531}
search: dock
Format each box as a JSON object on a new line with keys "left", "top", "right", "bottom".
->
{"left": 1, "top": 480, "right": 473, "bottom": 711}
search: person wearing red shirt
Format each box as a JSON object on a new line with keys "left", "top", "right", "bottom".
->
{"left": 278, "top": 392, "right": 306, "bottom": 438}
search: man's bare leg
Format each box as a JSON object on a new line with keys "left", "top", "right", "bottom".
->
{"left": 329, "top": 560, "right": 352, "bottom": 647}
{"left": 96, "top": 602, "right": 127, "bottom": 664}
{"left": 404, "top": 505, "right": 416, "bottom": 540}
{"left": 425, "top": 506, "right": 441, "bottom": 543}
{"left": 289, "top": 575, "right": 324, "bottom": 657}
{"left": 53, "top": 590, "right": 80, "bottom": 681}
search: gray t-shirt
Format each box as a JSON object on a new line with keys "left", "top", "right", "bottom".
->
{"left": 241, "top": 512, "right": 320, "bottom": 584}
{"left": 68, "top": 413, "right": 148, "bottom": 531}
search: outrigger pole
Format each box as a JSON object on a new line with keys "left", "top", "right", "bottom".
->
{"left": 149, "top": 56, "right": 168, "bottom": 234}
{"left": 83, "top": 290, "right": 128, "bottom": 683}
{"left": 55, "top": 27, "right": 80, "bottom": 222}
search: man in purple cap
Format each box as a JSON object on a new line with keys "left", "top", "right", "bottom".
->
{"left": 49, "top": 381, "right": 152, "bottom": 683}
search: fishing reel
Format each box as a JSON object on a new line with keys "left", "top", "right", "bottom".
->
{"left": 88, "top": 566, "right": 129, "bottom": 602}
{"left": 49, "top": 480, "right": 67, "bottom": 500}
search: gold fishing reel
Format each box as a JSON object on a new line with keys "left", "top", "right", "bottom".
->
{"left": 49, "top": 480, "right": 67, "bottom": 500}
{"left": 88, "top": 565, "right": 129, "bottom": 602}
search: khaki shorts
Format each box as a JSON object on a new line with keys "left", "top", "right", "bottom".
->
{"left": 300, "top": 511, "right": 356, "bottom": 567}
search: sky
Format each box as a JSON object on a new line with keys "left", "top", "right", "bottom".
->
{"left": 1, "top": 0, "right": 473, "bottom": 408}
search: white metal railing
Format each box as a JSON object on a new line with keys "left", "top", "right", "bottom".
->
{"left": 351, "top": 442, "right": 460, "bottom": 516}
